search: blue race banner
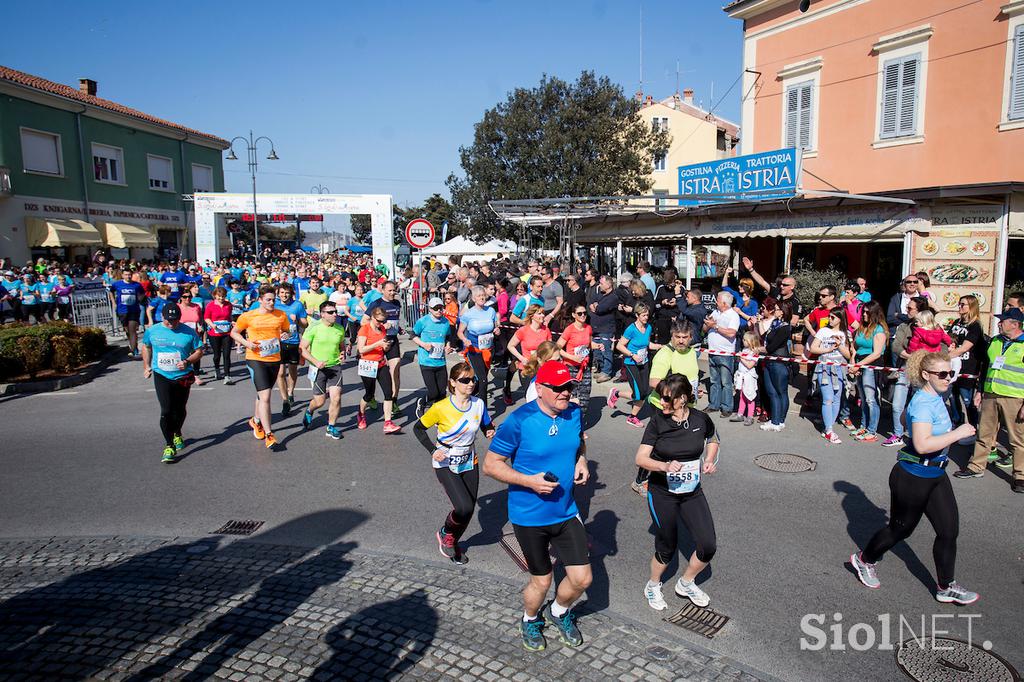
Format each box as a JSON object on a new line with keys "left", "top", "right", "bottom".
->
{"left": 677, "top": 147, "right": 801, "bottom": 206}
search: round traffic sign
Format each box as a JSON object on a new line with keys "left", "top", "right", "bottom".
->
{"left": 405, "top": 218, "right": 435, "bottom": 249}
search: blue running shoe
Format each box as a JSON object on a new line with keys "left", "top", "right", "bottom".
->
{"left": 520, "top": 617, "right": 546, "bottom": 652}
{"left": 325, "top": 425, "right": 342, "bottom": 440}
{"left": 543, "top": 602, "right": 582, "bottom": 647}
{"left": 302, "top": 410, "right": 313, "bottom": 430}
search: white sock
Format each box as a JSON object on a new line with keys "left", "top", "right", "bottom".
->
{"left": 678, "top": 577, "right": 693, "bottom": 586}
{"left": 550, "top": 601, "right": 569, "bottom": 618}
{"left": 646, "top": 580, "right": 660, "bottom": 590}
{"left": 523, "top": 611, "right": 537, "bottom": 622}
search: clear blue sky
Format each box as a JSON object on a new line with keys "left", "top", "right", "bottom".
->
{"left": 3, "top": 1, "right": 743, "bottom": 232}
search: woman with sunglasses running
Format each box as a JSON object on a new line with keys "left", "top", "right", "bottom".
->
{"left": 636, "top": 374, "right": 720, "bottom": 610}
{"left": 557, "top": 304, "right": 597, "bottom": 426}
{"left": 412, "top": 296, "right": 453, "bottom": 417}
{"left": 177, "top": 290, "right": 206, "bottom": 385}
{"left": 851, "top": 350, "right": 979, "bottom": 605}
{"left": 414, "top": 362, "right": 495, "bottom": 564}
{"left": 459, "top": 285, "right": 499, "bottom": 402}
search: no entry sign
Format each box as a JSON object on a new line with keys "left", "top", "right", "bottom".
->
{"left": 405, "top": 218, "right": 435, "bottom": 249}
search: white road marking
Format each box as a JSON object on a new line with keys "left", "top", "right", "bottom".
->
{"left": 34, "top": 391, "right": 79, "bottom": 395}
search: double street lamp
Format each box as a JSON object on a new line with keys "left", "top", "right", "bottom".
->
{"left": 225, "top": 131, "right": 279, "bottom": 254}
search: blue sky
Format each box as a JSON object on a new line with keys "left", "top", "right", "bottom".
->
{"left": 4, "top": 0, "right": 743, "bottom": 232}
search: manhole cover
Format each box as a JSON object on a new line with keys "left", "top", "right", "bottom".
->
{"left": 212, "top": 520, "right": 265, "bottom": 536}
{"left": 895, "top": 638, "right": 1019, "bottom": 682}
{"left": 664, "top": 602, "right": 729, "bottom": 638}
{"left": 754, "top": 453, "right": 816, "bottom": 473}
{"left": 645, "top": 645, "right": 674, "bottom": 662}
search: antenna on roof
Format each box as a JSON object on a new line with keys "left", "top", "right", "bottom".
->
{"left": 639, "top": 1, "right": 644, "bottom": 94}
{"left": 675, "top": 60, "right": 680, "bottom": 96}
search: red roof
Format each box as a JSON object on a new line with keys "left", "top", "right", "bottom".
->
{"left": 0, "top": 65, "right": 228, "bottom": 146}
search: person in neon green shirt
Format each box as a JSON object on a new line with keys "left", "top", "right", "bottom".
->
{"left": 647, "top": 319, "right": 700, "bottom": 411}
{"left": 299, "top": 300, "right": 347, "bottom": 439}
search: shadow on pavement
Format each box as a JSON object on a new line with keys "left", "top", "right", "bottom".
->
{"left": 833, "top": 480, "right": 935, "bottom": 592}
{"left": 312, "top": 588, "right": 438, "bottom": 680}
{"left": 0, "top": 509, "right": 368, "bottom": 679}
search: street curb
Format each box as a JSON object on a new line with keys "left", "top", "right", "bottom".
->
{"left": 0, "top": 346, "right": 126, "bottom": 396}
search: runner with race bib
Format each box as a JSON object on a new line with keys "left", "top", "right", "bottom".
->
{"left": 459, "top": 285, "right": 499, "bottom": 403}
{"left": 357, "top": 307, "right": 400, "bottom": 434}
{"left": 204, "top": 287, "right": 234, "bottom": 384}
{"left": 635, "top": 374, "right": 720, "bottom": 611}
{"left": 412, "top": 296, "right": 453, "bottom": 417}
{"left": 556, "top": 304, "right": 597, "bottom": 428}
{"left": 610, "top": 303, "right": 661, "bottom": 428}
{"left": 414, "top": 362, "right": 495, "bottom": 565}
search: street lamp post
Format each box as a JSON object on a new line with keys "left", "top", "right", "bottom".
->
{"left": 225, "top": 131, "right": 279, "bottom": 255}
{"left": 310, "top": 184, "right": 330, "bottom": 253}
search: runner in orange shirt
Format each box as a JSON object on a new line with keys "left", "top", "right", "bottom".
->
{"left": 230, "top": 285, "right": 290, "bottom": 449}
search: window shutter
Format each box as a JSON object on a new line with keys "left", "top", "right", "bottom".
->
{"left": 1011, "top": 24, "right": 1024, "bottom": 121}
{"left": 21, "top": 130, "right": 61, "bottom": 174}
{"left": 798, "top": 83, "right": 812, "bottom": 150}
{"left": 898, "top": 56, "right": 919, "bottom": 136}
{"left": 785, "top": 86, "right": 799, "bottom": 148}
{"left": 880, "top": 59, "right": 901, "bottom": 138}
{"left": 148, "top": 156, "right": 173, "bottom": 190}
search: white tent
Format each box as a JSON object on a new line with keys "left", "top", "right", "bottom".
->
{"left": 418, "top": 235, "right": 516, "bottom": 260}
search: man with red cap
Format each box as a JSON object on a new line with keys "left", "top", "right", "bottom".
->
{"left": 484, "top": 360, "right": 591, "bottom": 652}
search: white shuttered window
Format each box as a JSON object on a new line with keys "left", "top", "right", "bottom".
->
{"left": 1010, "top": 24, "right": 1024, "bottom": 121}
{"left": 784, "top": 81, "right": 813, "bottom": 150}
{"left": 147, "top": 155, "right": 173, "bottom": 191}
{"left": 20, "top": 129, "right": 63, "bottom": 175}
{"left": 880, "top": 53, "right": 920, "bottom": 138}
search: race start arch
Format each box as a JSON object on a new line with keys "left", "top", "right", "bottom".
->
{"left": 193, "top": 193, "right": 394, "bottom": 274}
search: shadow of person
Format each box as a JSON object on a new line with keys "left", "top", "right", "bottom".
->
{"left": 177, "top": 416, "right": 251, "bottom": 459}
{"left": 0, "top": 509, "right": 368, "bottom": 679}
{"left": 459, "top": 488, "right": 507, "bottom": 550}
{"left": 575, "top": 509, "right": 619, "bottom": 616}
{"left": 312, "top": 589, "right": 438, "bottom": 680}
{"left": 833, "top": 480, "right": 934, "bottom": 592}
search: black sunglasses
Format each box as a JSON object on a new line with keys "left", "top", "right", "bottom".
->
{"left": 924, "top": 369, "right": 954, "bottom": 380}
{"left": 430, "top": 305, "right": 443, "bottom": 311}
{"left": 541, "top": 382, "right": 576, "bottom": 393}
{"left": 455, "top": 376, "right": 479, "bottom": 385}
{"left": 573, "top": 310, "right": 587, "bottom": 316}
{"left": 904, "top": 279, "right": 919, "bottom": 284}
{"left": 321, "top": 309, "right": 337, "bottom": 315}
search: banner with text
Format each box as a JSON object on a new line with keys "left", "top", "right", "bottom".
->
{"left": 678, "top": 147, "right": 801, "bottom": 206}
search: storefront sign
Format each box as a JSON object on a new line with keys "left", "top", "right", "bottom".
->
{"left": 678, "top": 148, "right": 801, "bottom": 206}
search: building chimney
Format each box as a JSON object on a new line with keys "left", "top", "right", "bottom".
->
{"left": 683, "top": 88, "right": 694, "bottom": 105}
{"left": 635, "top": 90, "right": 644, "bottom": 103}
{"left": 645, "top": 95, "right": 654, "bottom": 105}
{"left": 79, "top": 79, "right": 97, "bottom": 97}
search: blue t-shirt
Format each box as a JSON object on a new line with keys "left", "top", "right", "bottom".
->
{"left": 365, "top": 298, "right": 402, "bottom": 337}
{"left": 461, "top": 306, "right": 498, "bottom": 348}
{"left": 19, "top": 283, "right": 39, "bottom": 305}
{"left": 362, "top": 289, "right": 382, "bottom": 308}
{"left": 854, "top": 326, "right": 885, "bottom": 358}
{"left": 149, "top": 297, "right": 168, "bottom": 323}
{"left": 226, "top": 289, "right": 248, "bottom": 315}
{"left": 251, "top": 299, "right": 306, "bottom": 345}
{"left": 347, "top": 295, "right": 364, "bottom": 320}
{"left": 143, "top": 323, "right": 202, "bottom": 380}
{"left": 856, "top": 291, "right": 872, "bottom": 304}
{"left": 412, "top": 314, "right": 451, "bottom": 367}
{"left": 490, "top": 401, "right": 583, "bottom": 527}
{"left": 511, "top": 294, "right": 545, "bottom": 320}
{"left": 723, "top": 286, "right": 758, "bottom": 330}
{"left": 160, "top": 271, "right": 186, "bottom": 300}
{"left": 622, "top": 322, "right": 652, "bottom": 365}
{"left": 36, "top": 281, "right": 56, "bottom": 303}
{"left": 291, "top": 277, "right": 311, "bottom": 296}
{"left": 111, "top": 280, "right": 145, "bottom": 314}
{"left": 229, "top": 267, "right": 244, "bottom": 281}
{"left": 899, "top": 390, "right": 951, "bottom": 478}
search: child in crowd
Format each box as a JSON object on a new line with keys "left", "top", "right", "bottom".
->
{"left": 732, "top": 331, "right": 761, "bottom": 426}
{"left": 908, "top": 309, "right": 953, "bottom": 353}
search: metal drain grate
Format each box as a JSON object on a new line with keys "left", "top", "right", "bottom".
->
{"left": 895, "top": 638, "right": 1019, "bottom": 682}
{"left": 212, "top": 520, "right": 265, "bottom": 536}
{"left": 754, "top": 453, "right": 816, "bottom": 473}
{"left": 663, "top": 602, "right": 729, "bottom": 638}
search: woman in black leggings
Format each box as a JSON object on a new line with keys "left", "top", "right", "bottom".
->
{"left": 635, "top": 374, "right": 719, "bottom": 611}
{"left": 413, "top": 362, "right": 495, "bottom": 564}
{"left": 850, "top": 350, "right": 979, "bottom": 604}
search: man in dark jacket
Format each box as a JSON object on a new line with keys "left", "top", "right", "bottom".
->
{"left": 589, "top": 274, "right": 619, "bottom": 382}
{"left": 680, "top": 288, "right": 709, "bottom": 346}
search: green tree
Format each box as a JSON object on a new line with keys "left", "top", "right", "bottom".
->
{"left": 350, "top": 214, "right": 372, "bottom": 245}
{"left": 446, "top": 71, "right": 669, "bottom": 244}
{"left": 350, "top": 194, "right": 458, "bottom": 247}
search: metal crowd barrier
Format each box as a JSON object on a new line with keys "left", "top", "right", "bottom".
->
{"left": 71, "top": 282, "right": 124, "bottom": 339}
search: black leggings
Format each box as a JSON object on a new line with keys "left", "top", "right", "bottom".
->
{"left": 361, "top": 366, "right": 394, "bottom": 402}
{"left": 434, "top": 466, "right": 480, "bottom": 541}
{"left": 647, "top": 485, "right": 717, "bottom": 564}
{"left": 420, "top": 365, "right": 447, "bottom": 405}
{"left": 466, "top": 351, "right": 489, "bottom": 400}
{"left": 503, "top": 367, "right": 523, "bottom": 395}
{"left": 625, "top": 362, "right": 651, "bottom": 402}
{"left": 153, "top": 372, "right": 191, "bottom": 447}
{"left": 209, "top": 335, "right": 232, "bottom": 377}
{"left": 862, "top": 464, "right": 959, "bottom": 589}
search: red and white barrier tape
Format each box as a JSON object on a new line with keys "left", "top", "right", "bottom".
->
{"left": 694, "top": 346, "right": 978, "bottom": 380}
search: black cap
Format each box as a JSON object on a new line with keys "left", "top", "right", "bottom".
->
{"left": 163, "top": 303, "right": 182, "bottom": 321}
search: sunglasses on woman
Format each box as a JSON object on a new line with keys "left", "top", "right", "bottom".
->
{"left": 455, "top": 376, "right": 478, "bottom": 385}
{"left": 924, "top": 370, "right": 954, "bottom": 380}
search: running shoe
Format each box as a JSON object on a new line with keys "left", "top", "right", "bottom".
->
{"left": 858, "top": 433, "right": 879, "bottom": 443}
{"left": 436, "top": 528, "right": 457, "bottom": 559}
{"left": 644, "top": 581, "right": 668, "bottom": 611}
{"left": 881, "top": 434, "right": 903, "bottom": 447}
{"left": 503, "top": 393, "right": 514, "bottom": 406}
{"left": 223, "top": 376, "right": 233, "bottom": 386}
{"left": 841, "top": 418, "right": 856, "bottom": 431}
{"left": 450, "top": 549, "right": 468, "bottom": 565}
{"left": 607, "top": 388, "right": 620, "bottom": 409}
{"left": 825, "top": 431, "right": 842, "bottom": 444}
{"left": 995, "top": 455, "right": 1013, "bottom": 470}
{"left": 852, "top": 428, "right": 867, "bottom": 439}
{"left": 520, "top": 617, "right": 546, "bottom": 652}
{"left": 282, "top": 399, "right": 292, "bottom": 417}
{"left": 161, "top": 446, "right": 176, "bottom": 463}
{"left": 987, "top": 448, "right": 1001, "bottom": 462}
{"left": 626, "top": 416, "right": 643, "bottom": 428}
{"left": 383, "top": 420, "right": 401, "bottom": 434}
{"left": 850, "top": 552, "right": 880, "bottom": 589}
{"left": 249, "top": 417, "right": 266, "bottom": 440}
{"left": 953, "top": 469, "right": 983, "bottom": 479}
{"left": 543, "top": 602, "right": 583, "bottom": 648}
{"left": 367, "top": 398, "right": 379, "bottom": 411}
{"left": 302, "top": 410, "right": 314, "bottom": 430}
{"left": 325, "top": 425, "right": 342, "bottom": 440}
{"left": 759, "top": 422, "right": 781, "bottom": 432}
{"left": 415, "top": 397, "right": 425, "bottom": 419}
{"left": 935, "top": 581, "right": 979, "bottom": 605}
{"left": 729, "top": 413, "right": 744, "bottom": 422}
{"left": 172, "top": 435, "right": 184, "bottom": 452}
{"left": 357, "top": 412, "right": 367, "bottom": 430}
{"left": 631, "top": 479, "right": 648, "bottom": 496}
{"left": 264, "top": 432, "right": 277, "bottom": 449}
{"left": 674, "top": 578, "right": 710, "bottom": 608}
{"left": 743, "top": 416, "right": 754, "bottom": 426}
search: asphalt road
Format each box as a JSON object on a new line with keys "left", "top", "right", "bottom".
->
{"left": 1, "top": 343, "right": 1021, "bottom": 681}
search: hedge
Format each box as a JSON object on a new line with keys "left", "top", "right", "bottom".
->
{"left": 0, "top": 321, "right": 107, "bottom": 380}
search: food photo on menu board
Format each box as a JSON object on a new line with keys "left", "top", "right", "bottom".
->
{"left": 917, "top": 234, "right": 995, "bottom": 260}
{"left": 912, "top": 230, "right": 999, "bottom": 327}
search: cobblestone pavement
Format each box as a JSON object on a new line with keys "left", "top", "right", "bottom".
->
{"left": 0, "top": 537, "right": 771, "bottom": 681}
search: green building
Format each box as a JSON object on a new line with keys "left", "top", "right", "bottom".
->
{"left": 0, "top": 65, "right": 228, "bottom": 266}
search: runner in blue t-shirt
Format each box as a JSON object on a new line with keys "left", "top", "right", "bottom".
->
{"left": 484, "top": 360, "right": 591, "bottom": 652}
{"left": 110, "top": 271, "right": 147, "bottom": 356}
{"left": 141, "top": 302, "right": 203, "bottom": 463}
{"left": 458, "top": 286, "right": 499, "bottom": 402}
{"left": 160, "top": 269, "right": 186, "bottom": 301}
{"left": 36, "top": 279, "right": 56, "bottom": 321}
{"left": 412, "top": 297, "right": 453, "bottom": 415}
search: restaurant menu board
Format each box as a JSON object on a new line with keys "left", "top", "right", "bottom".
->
{"left": 911, "top": 230, "right": 999, "bottom": 328}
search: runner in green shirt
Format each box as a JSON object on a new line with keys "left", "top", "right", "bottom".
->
{"left": 299, "top": 300, "right": 347, "bottom": 439}
{"left": 647, "top": 319, "right": 701, "bottom": 410}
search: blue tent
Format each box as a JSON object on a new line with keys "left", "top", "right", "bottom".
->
{"left": 300, "top": 245, "right": 318, "bottom": 253}
{"left": 346, "top": 245, "right": 372, "bottom": 253}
